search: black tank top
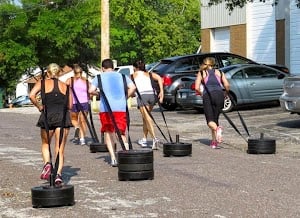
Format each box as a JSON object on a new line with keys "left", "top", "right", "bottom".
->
{"left": 44, "top": 78, "right": 67, "bottom": 114}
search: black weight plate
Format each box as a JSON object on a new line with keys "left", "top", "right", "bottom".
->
{"left": 163, "top": 142, "right": 192, "bottom": 157}
{"left": 247, "top": 138, "right": 276, "bottom": 154}
{"left": 118, "top": 155, "right": 153, "bottom": 164}
{"left": 118, "top": 149, "right": 153, "bottom": 164}
{"left": 118, "top": 163, "right": 153, "bottom": 172}
{"left": 31, "top": 185, "right": 75, "bottom": 208}
{"left": 118, "top": 170, "right": 154, "bottom": 181}
{"left": 118, "top": 149, "right": 153, "bottom": 157}
{"left": 89, "top": 142, "right": 108, "bottom": 153}
{"left": 163, "top": 142, "right": 192, "bottom": 150}
{"left": 163, "top": 149, "right": 192, "bottom": 157}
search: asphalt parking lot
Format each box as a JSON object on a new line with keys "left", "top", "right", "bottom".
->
{"left": 0, "top": 104, "right": 300, "bottom": 218}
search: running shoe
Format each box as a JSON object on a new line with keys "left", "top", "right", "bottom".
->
{"left": 110, "top": 159, "right": 118, "bottom": 167}
{"left": 55, "top": 174, "right": 63, "bottom": 185}
{"left": 152, "top": 138, "right": 159, "bottom": 150}
{"left": 210, "top": 140, "right": 218, "bottom": 149}
{"left": 216, "top": 126, "right": 223, "bottom": 143}
{"left": 138, "top": 138, "right": 148, "bottom": 148}
{"left": 80, "top": 138, "right": 86, "bottom": 146}
{"left": 40, "top": 162, "right": 51, "bottom": 180}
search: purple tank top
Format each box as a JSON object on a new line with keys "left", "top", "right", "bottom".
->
{"left": 203, "top": 69, "right": 223, "bottom": 94}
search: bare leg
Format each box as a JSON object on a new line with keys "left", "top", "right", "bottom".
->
{"left": 207, "top": 121, "right": 217, "bottom": 141}
{"left": 140, "top": 106, "right": 155, "bottom": 138}
{"left": 105, "top": 132, "right": 117, "bottom": 162}
{"left": 78, "top": 111, "right": 88, "bottom": 139}
{"left": 54, "top": 128, "right": 69, "bottom": 176}
{"left": 41, "top": 129, "right": 54, "bottom": 164}
{"left": 70, "top": 111, "right": 79, "bottom": 129}
{"left": 139, "top": 107, "right": 148, "bottom": 139}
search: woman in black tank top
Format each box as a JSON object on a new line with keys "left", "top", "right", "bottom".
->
{"left": 29, "top": 63, "right": 73, "bottom": 185}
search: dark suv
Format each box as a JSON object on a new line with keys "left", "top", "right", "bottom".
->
{"left": 150, "top": 52, "right": 257, "bottom": 110}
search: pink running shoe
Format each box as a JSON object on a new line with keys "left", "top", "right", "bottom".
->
{"left": 40, "top": 162, "right": 51, "bottom": 180}
{"left": 210, "top": 140, "right": 218, "bottom": 149}
{"left": 55, "top": 174, "right": 63, "bottom": 185}
{"left": 216, "top": 126, "right": 223, "bottom": 143}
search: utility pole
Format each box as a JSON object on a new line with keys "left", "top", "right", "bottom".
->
{"left": 101, "top": 0, "right": 110, "bottom": 61}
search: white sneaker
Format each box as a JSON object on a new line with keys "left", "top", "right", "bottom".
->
{"left": 138, "top": 138, "right": 148, "bottom": 147}
{"left": 152, "top": 138, "right": 159, "bottom": 150}
{"left": 80, "top": 138, "right": 86, "bottom": 146}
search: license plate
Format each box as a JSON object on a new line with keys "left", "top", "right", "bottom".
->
{"left": 180, "top": 93, "right": 187, "bottom": 99}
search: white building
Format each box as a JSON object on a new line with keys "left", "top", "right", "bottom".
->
{"left": 200, "top": 0, "right": 300, "bottom": 74}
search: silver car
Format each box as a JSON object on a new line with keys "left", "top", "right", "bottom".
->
{"left": 177, "top": 64, "right": 288, "bottom": 112}
{"left": 280, "top": 75, "right": 300, "bottom": 114}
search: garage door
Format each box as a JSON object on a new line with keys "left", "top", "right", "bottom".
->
{"left": 211, "top": 28, "right": 230, "bottom": 52}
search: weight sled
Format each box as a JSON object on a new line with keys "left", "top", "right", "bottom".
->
{"left": 247, "top": 133, "right": 276, "bottom": 154}
{"left": 31, "top": 184, "right": 75, "bottom": 208}
{"left": 163, "top": 142, "right": 192, "bottom": 157}
{"left": 90, "top": 132, "right": 108, "bottom": 153}
{"left": 118, "top": 149, "right": 154, "bottom": 181}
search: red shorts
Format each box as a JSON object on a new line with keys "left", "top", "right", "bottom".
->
{"left": 99, "top": 112, "right": 127, "bottom": 134}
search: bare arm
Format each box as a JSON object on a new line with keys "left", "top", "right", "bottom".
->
{"left": 219, "top": 70, "right": 230, "bottom": 93}
{"left": 68, "top": 85, "right": 73, "bottom": 110}
{"left": 29, "top": 80, "right": 43, "bottom": 112}
{"left": 127, "top": 83, "right": 136, "bottom": 98}
{"left": 195, "top": 71, "right": 203, "bottom": 95}
{"left": 151, "top": 72, "right": 164, "bottom": 103}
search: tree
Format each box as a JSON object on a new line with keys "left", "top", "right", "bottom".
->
{"left": 0, "top": 0, "right": 201, "bottom": 96}
{"left": 110, "top": 0, "right": 201, "bottom": 64}
{"left": 208, "top": 0, "right": 300, "bottom": 11}
{"left": 0, "top": 0, "right": 101, "bottom": 94}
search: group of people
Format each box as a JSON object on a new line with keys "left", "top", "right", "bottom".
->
{"left": 29, "top": 57, "right": 229, "bottom": 185}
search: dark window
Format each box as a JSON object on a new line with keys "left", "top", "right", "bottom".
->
{"left": 220, "top": 55, "right": 255, "bottom": 67}
{"left": 232, "top": 70, "right": 244, "bottom": 79}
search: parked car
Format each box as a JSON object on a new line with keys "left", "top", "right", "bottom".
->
{"left": 149, "top": 52, "right": 289, "bottom": 110}
{"left": 279, "top": 75, "right": 300, "bottom": 114}
{"left": 11, "top": 95, "right": 32, "bottom": 107}
{"left": 176, "top": 64, "right": 288, "bottom": 112}
{"left": 114, "top": 65, "right": 134, "bottom": 77}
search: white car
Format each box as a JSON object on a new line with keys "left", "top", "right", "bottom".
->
{"left": 114, "top": 65, "right": 134, "bottom": 77}
{"left": 280, "top": 75, "right": 300, "bottom": 114}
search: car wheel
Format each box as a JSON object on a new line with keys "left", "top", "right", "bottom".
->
{"left": 222, "top": 95, "right": 234, "bottom": 113}
{"left": 161, "top": 102, "right": 177, "bottom": 111}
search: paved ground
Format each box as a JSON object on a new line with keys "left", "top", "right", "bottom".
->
{"left": 0, "top": 104, "right": 300, "bottom": 218}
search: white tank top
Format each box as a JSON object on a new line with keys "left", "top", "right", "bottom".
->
{"left": 134, "top": 71, "right": 154, "bottom": 95}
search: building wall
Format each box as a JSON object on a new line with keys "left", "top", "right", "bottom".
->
{"left": 290, "top": 1, "right": 300, "bottom": 74}
{"left": 201, "top": 0, "right": 246, "bottom": 29}
{"left": 201, "top": 29, "right": 211, "bottom": 52}
{"left": 276, "top": 19, "right": 285, "bottom": 66}
{"left": 230, "top": 24, "right": 247, "bottom": 57}
{"left": 246, "top": 0, "right": 276, "bottom": 64}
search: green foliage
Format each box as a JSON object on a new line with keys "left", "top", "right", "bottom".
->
{"left": 0, "top": 0, "right": 200, "bottom": 95}
{"left": 110, "top": 0, "right": 201, "bottom": 65}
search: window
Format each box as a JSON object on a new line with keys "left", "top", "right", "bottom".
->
{"left": 220, "top": 55, "right": 255, "bottom": 67}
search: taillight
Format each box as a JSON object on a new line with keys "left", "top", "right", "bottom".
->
{"left": 191, "top": 82, "right": 201, "bottom": 95}
{"left": 163, "top": 76, "right": 172, "bottom": 86}
{"left": 191, "top": 83, "right": 195, "bottom": 90}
